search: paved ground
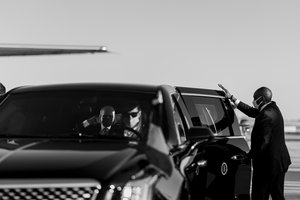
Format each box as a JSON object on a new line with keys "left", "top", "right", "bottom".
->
{"left": 246, "top": 134, "right": 300, "bottom": 199}
{"left": 284, "top": 134, "right": 300, "bottom": 199}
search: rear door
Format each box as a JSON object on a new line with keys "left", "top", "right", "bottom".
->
{"left": 176, "top": 87, "right": 251, "bottom": 200}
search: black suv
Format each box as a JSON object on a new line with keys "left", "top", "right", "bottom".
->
{"left": 0, "top": 83, "right": 251, "bottom": 200}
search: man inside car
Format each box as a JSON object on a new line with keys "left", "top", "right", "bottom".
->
{"left": 122, "top": 105, "right": 144, "bottom": 137}
{"left": 82, "top": 105, "right": 116, "bottom": 135}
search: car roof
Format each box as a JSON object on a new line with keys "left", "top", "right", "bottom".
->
{"left": 176, "top": 86, "right": 225, "bottom": 97}
{"left": 9, "top": 83, "right": 161, "bottom": 94}
{"left": 8, "top": 83, "right": 224, "bottom": 97}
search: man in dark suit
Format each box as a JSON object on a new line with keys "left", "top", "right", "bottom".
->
{"left": 219, "top": 84, "right": 291, "bottom": 200}
{"left": 122, "top": 105, "right": 144, "bottom": 137}
{"left": 82, "top": 105, "right": 117, "bottom": 136}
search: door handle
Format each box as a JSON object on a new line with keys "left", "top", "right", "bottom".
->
{"left": 194, "top": 160, "right": 207, "bottom": 175}
{"left": 197, "top": 160, "right": 208, "bottom": 167}
{"left": 189, "top": 160, "right": 207, "bottom": 169}
{"left": 231, "top": 154, "right": 246, "bottom": 161}
{"left": 186, "top": 160, "right": 207, "bottom": 175}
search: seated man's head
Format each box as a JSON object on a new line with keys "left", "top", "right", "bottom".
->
{"left": 123, "top": 105, "right": 142, "bottom": 132}
{"left": 99, "top": 106, "right": 115, "bottom": 128}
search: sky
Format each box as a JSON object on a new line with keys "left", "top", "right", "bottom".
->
{"left": 0, "top": 1, "right": 300, "bottom": 120}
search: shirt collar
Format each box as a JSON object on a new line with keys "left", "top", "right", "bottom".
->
{"left": 101, "top": 125, "right": 111, "bottom": 130}
{"left": 260, "top": 101, "right": 272, "bottom": 111}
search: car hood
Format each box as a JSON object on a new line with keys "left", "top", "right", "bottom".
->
{"left": 0, "top": 138, "right": 146, "bottom": 181}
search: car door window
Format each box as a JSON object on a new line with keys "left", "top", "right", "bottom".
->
{"left": 196, "top": 104, "right": 218, "bottom": 134}
{"left": 183, "top": 96, "right": 231, "bottom": 136}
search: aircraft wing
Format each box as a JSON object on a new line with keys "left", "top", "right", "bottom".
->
{"left": 0, "top": 44, "right": 108, "bottom": 56}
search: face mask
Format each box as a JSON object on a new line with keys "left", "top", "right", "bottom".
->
{"left": 130, "top": 115, "right": 140, "bottom": 130}
{"left": 124, "top": 106, "right": 141, "bottom": 130}
{"left": 252, "top": 99, "right": 259, "bottom": 109}
{"left": 102, "top": 115, "right": 113, "bottom": 127}
{"left": 252, "top": 96, "right": 263, "bottom": 109}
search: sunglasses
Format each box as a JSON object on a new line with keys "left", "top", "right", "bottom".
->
{"left": 124, "top": 111, "right": 140, "bottom": 118}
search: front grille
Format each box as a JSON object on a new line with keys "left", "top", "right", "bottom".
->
{"left": 0, "top": 179, "right": 101, "bottom": 200}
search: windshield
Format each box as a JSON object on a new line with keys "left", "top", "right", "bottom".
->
{"left": 0, "top": 90, "right": 155, "bottom": 139}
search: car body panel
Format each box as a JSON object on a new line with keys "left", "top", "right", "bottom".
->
{"left": 0, "top": 139, "right": 137, "bottom": 179}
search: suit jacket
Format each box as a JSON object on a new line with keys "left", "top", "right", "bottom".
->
{"left": 237, "top": 101, "right": 291, "bottom": 174}
{"left": 81, "top": 116, "right": 123, "bottom": 137}
{"left": 92, "top": 123, "right": 124, "bottom": 136}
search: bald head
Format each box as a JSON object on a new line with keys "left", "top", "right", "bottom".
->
{"left": 253, "top": 87, "right": 272, "bottom": 103}
{"left": 99, "top": 106, "right": 115, "bottom": 127}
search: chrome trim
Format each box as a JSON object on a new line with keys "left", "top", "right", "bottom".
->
{"left": 0, "top": 178, "right": 100, "bottom": 189}
{"left": 226, "top": 136, "right": 246, "bottom": 139}
{"left": 0, "top": 179, "right": 101, "bottom": 200}
{"left": 181, "top": 93, "right": 224, "bottom": 99}
{"left": 212, "top": 135, "right": 246, "bottom": 139}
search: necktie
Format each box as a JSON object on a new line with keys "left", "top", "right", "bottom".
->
{"left": 101, "top": 127, "right": 109, "bottom": 135}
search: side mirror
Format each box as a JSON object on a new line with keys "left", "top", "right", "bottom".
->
{"left": 239, "top": 119, "right": 251, "bottom": 135}
{"left": 239, "top": 119, "right": 250, "bottom": 128}
{"left": 187, "top": 126, "right": 214, "bottom": 140}
{"left": 239, "top": 123, "right": 250, "bottom": 130}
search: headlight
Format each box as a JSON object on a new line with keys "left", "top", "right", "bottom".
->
{"left": 121, "top": 174, "right": 158, "bottom": 200}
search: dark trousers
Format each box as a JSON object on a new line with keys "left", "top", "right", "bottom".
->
{"left": 251, "top": 169, "right": 286, "bottom": 200}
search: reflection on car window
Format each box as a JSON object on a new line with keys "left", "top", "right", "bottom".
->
{"left": 195, "top": 104, "right": 218, "bottom": 133}
{"left": 0, "top": 91, "right": 155, "bottom": 138}
{"left": 183, "top": 96, "right": 231, "bottom": 136}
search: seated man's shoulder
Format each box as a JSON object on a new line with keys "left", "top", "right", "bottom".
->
{"left": 87, "top": 115, "right": 98, "bottom": 125}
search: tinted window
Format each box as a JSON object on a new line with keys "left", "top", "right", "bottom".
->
{"left": 0, "top": 91, "right": 155, "bottom": 138}
{"left": 183, "top": 96, "right": 232, "bottom": 136}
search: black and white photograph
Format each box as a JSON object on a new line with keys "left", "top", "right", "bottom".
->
{"left": 0, "top": 1, "right": 299, "bottom": 200}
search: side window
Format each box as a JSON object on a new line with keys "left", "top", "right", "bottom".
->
{"left": 183, "top": 96, "right": 232, "bottom": 136}
{"left": 195, "top": 104, "right": 218, "bottom": 133}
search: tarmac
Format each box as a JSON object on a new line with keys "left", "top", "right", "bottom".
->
{"left": 247, "top": 133, "right": 300, "bottom": 199}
